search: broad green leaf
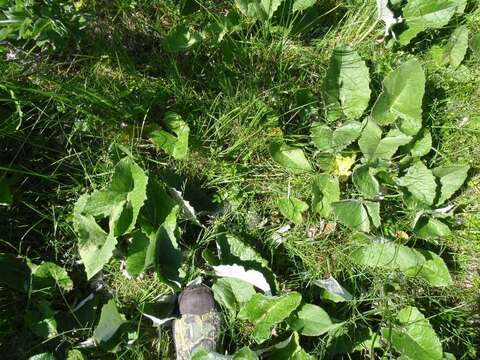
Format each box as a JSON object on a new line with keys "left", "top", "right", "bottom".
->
{"left": 410, "top": 130, "right": 432, "bottom": 157}
{"left": 312, "top": 174, "right": 340, "bottom": 217}
{"left": 26, "top": 301, "right": 57, "bottom": 339}
{"left": 351, "top": 241, "right": 425, "bottom": 271}
{"left": 212, "top": 277, "right": 256, "bottom": 313}
{"left": 292, "top": 0, "right": 316, "bottom": 12}
{"left": 404, "top": 250, "right": 452, "bottom": 287}
{"left": 332, "top": 200, "right": 380, "bottom": 233}
{"left": 156, "top": 206, "right": 183, "bottom": 288}
{"left": 414, "top": 217, "right": 452, "bottom": 240}
{"left": 364, "top": 201, "right": 381, "bottom": 228}
{"left": 217, "top": 234, "right": 269, "bottom": 267}
{"left": 270, "top": 141, "right": 312, "bottom": 173}
{"left": 311, "top": 122, "right": 363, "bottom": 153}
{"left": 138, "top": 179, "right": 177, "bottom": 239}
{"left": 93, "top": 299, "right": 126, "bottom": 344}
{"left": 164, "top": 25, "right": 202, "bottom": 52}
{"left": 399, "top": 0, "right": 460, "bottom": 46}
{"left": 277, "top": 196, "right": 308, "bottom": 224}
{"left": 238, "top": 292, "right": 302, "bottom": 343}
{"left": 382, "top": 306, "right": 443, "bottom": 360}
{"left": 150, "top": 112, "right": 190, "bottom": 160}
{"left": 470, "top": 33, "right": 480, "bottom": 58}
{"left": 267, "top": 332, "right": 314, "bottom": 359}
{"left": 333, "top": 122, "right": 363, "bottom": 149}
{"left": 289, "top": 303, "right": 335, "bottom": 336}
{"left": 0, "top": 177, "right": 12, "bottom": 206}
{"left": 235, "top": 0, "right": 283, "bottom": 21}
{"left": 442, "top": 26, "right": 469, "bottom": 68}
{"left": 353, "top": 165, "right": 379, "bottom": 199}
{"left": 332, "top": 200, "right": 369, "bottom": 232}
{"left": 78, "top": 157, "right": 148, "bottom": 236}
{"left": 358, "top": 119, "right": 411, "bottom": 161}
{"left": 75, "top": 214, "right": 117, "bottom": 280}
{"left": 397, "top": 162, "right": 437, "bottom": 205}
{"left": 313, "top": 276, "right": 353, "bottom": 303}
{"left": 126, "top": 230, "right": 153, "bottom": 277}
{"left": 30, "top": 261, "right": 73, "bottom": 292}
{"left": 372, "top": 59, "right": 425, "bottom": 136}
{"left": 433, "top": 164, "right": 470, "bottom": 205}
{"left": 0, "top": 253, "right": 31, "bottom": 292}
{"left": 323, "top": 46, "right": 371, "bottom": 121}
{"left": 456, "top": 0, "right": 467, "bottom": 13}
{"left": 310, "top": 123, "right": 333, "bottom": 151}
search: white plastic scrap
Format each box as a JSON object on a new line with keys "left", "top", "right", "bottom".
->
{"left": 376, "top": 0, "right": 402, "bottom": 39}
{"left": 213, "top": 264, "right": 272, "bottom": 295}
{"left": 313, "top": 276, "right": 353, "bottom": 302}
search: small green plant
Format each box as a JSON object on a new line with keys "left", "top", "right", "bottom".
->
{"left": 0, "top": 0, "right": 87, "bottom": 51}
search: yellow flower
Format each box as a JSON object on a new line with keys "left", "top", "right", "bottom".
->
{"left": 332, "top": 154, "right": 356, "bottom": 180}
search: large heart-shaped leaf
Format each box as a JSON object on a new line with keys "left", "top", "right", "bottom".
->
{"left": 75, "top": 213, "right": 118, "bottom": 280}
{"left": 399, "top": 0, "right": 461, "bottom": 46}
{"left": 312, "top": 174, "right": 340, "bottom": 217}
{"left": 331, "top": 200, "right": 380, "bottom": 233}
{"left": 397, "top": 161, "right": 437, "bottom": 206}
{"left": 353, "top": 165, "right": 380, "bottom": 199}
{"left": 432, "top": 164, "right": 470, "bottom": 205}
{"left": 126, "top": 230, "right": 154, "bottom": 277}
{"left": 351, "top": 241, "right": 425, "bottom": 271}
{"left": 93, "top": 299, "right": 126, "bottom": 344}
{"left": 212, "top": 277, "right": 256, "bottom": 314}
{"left": 235, "top": 0, "right": 283, "bottom": 21}
{"left": 441, "top": 25, "right": 469, "bottom": 68}
{"left": 277, "top": 196, "right": 308, "bottom": 224}
{"left": 311, "top": 121, "right": 363, "bottom": 153}
{"left": 404, "top": 250, "right": 452, "bottom": 287}
{"left": 150, "top": 112, "right": 190, "bottom": 160}
{"left": 382, "top": 306, "right": 443, "bottom": 360}
{"left": 323, "top": 46, "right": 371, "bottom": 121}
{"left": 358, "top": 119, "right": 411, "bottom": 161}
{"left": 78, "top": 157, "right": 148, "bottom": 237}
{"left": 238, "top": 292, "right": 302, "bottom": 343}
{"left": 414, "top": 217, "right": 452, "bottom": 240}
{"left": 371, "top": 59, "right": 425, "bottom": 136}
{"left": 270, "top": 141, "right": 312, "bottom": 173}
{"left": 289, "top": 303, "right": 336, "bottom": 336}
{"left": 30, "top": 261, "right": 73, "bottom": 292}
{"left": 410, "top": 129, "right": 432, "bottom": 157}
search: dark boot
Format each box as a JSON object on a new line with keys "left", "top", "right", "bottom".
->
{"left": 173, "top": 285, "right": 221, "bottom": 359}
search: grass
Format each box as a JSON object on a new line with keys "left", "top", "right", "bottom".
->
{"left": 1, "top": 0, "right": 480, "bottom": 358}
